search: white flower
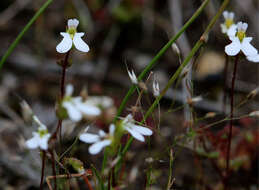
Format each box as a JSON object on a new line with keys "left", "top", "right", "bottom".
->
{"left": 152, "top": 80, "right": 160, "bottom": 97}
{"left": 127, "top": 69, "right": 138, "bottom": 84}
{"left": 220, "top": 11, "right": 237, "bottom": 37}
{"left": 225, "top": 22, "right": 258, "bottom": 60}
{"left": 56, "top": 18, "right": 90, "bottom": 53}
{"left": 79, "top": 125, "right": 115, "bottom": 154}
{"left": 84, "top": 96, "right": 114, "bottom": 109}
{"left": 25, "top": 116, "right": 50, "bottom": 150}
{"left": 122, "top": 114, "right": 153, "bottom": 142}
{"left": 62, "top": 84, "right": 101, "bottom": 122}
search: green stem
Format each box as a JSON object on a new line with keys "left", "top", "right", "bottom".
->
{"left": 116, "top": 0, "right": 229, "bottom": 171}
{"left": 0, "top": 0, "right": 53, "bottom": 70}
{"left": 113, "top": 0, "right": 210, "bottom": 123}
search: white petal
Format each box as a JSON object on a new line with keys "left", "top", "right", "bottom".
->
{"left": 242, "top": 23, "right": 248, "bottom": 32}
{"left": 56, "top": 33, "right": 73, "bottom": 53}
{"left": 227, "top": 25, "right": 237, "bottom": 37}
{"left": 237, "top": 22, "right": 243, "bottom": 31}
{"left": 68, "top": 18, "right": 79, "bottom": 28}
{"left": 73, "top": 33, "right": 90, "bottom": 52}
{"left": 125, "top": 127, "right": 145, "bottom": 142}
{"left": 109, "top": 124, "right": 115, "bottom": 135}
{"left": 223, "top": 11, "right": 228, "bottom": 19}
{"left": 89, "top": 140, "right": 111, "bottom": 155}
{"left": 79, "top": 133, "right": 100, "bottom": 143}
{"left": 220, "top": 24, "right": 228, "bottom": 34}
{"left": 74, "top": 101, "right": 101, "bottom": 116}
{"left": 63, "top": 102, "right": 82, "bottom": 122}
{"left": 99, "top": 130, "right": 106, "bottom": 137}
{"left": 241, "top": 38, "right": 258, "bottom": 56}
{"left": 65, "top": 84, "right": 74, "bottom": 96}
{"left": 229, "top": 12, "right": 234, "bottom": 20}
{"left": 132, "top": 125, "right": 153, "bottom": 136}
{"left": 225, "top": 39, "right": 241, "bottom": 56}
{"left": 247, "top": 54, "right": 259, "bottom": 62}
{"left": 39, "top": 135, "right": 50, "bottom": 150}
{"left": 25, "top": 134, "right": 39, "bottom": 149}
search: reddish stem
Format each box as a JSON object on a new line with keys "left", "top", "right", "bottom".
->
{"left": 226, "top": 54, "right": 239, "bottom": 187}
{"left": 40, "top": 151, "right": 46, "bottom": 190}
{"left": 50, "top": 150, "right": 57, "bottom": 190}
{"left": 223, "top": 53, "right": 229, "bottom": 113}
{"left": 82, "top": 174, "right": 94, "bottom": 190}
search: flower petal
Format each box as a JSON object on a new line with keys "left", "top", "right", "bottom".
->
{"left": 39, "top": 135, "right": 50, "bottom": 150}
{"left": 247, "top": 54, "right": 259, "bottom": 63}
{"left": 74, "top": 101, "right": 101, "bottom": 116}
{"left": 68, "top": 18, "right": 79, "bottom": 28}
{"left": 220, "top": 24, "right": 228, "bottom": 34}
{"left": 225, "top": 39, "right": 241, "bottom": 56}
{"left": 227, "top": 25, "right": 237, "bottom": 37}
{"left": 63, "top": 102, "right": 82, "bottom": 122}
{"left": 79, "top": 133, "right": 100, "bottom": 143}
{"left": 73, "top": 33, "right": 90, "bottom": 52}
{"left": 109, "top": 124, "right": 115, "bottom": 135}
{"left": 89, "top": 140, "right": 111, "bottom": 155}
{"left": 56, "top": 33, "right": 73, "bottom": 53}
{"left": 65, "top": 84, "right": 74, "bottom": 96}
{"left": 125, "top": 127, "right": 145, "bottom": 142}
{"left": 132, "top": 125, "right": 153, "bottom": 136}
{"left": 25, "top": 134, "right": 39, "bottom": 149}
{"left": 241, "top": 38, "right": 258, "bottom": 56}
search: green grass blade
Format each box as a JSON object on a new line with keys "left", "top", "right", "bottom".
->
{"left": 0, "top": 0, "right": 53, "bottom": 70}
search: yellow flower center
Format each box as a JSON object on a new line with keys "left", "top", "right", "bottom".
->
{"left": 225, "top": 19, "right": 233, "bottom": 29}
{"left": 67, "top": 27, "right": 77, "bottom": 39}
{"left": 237, "top": 31, "right": 246, "bottom": 42}
{"left": 38, "top": 129, "right": 48, "bottom": 138}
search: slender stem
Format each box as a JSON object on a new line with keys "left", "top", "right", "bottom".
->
{"left": 223, "top": 53, "right": 229, "bottom": 112}
{"left": 113, "top": 0, "right": 210, "bottom": 123}
{"left": 50, "top": 150, "right": 57, "bottom": 190}
{"left": 116, "top": 0, "right": 229, "bottom": 172}
{"left": 40, "top": 151, "right": 46, "bottom": 190}
{"left": 82, "top": 174, "right": 94, "bottom": 190}
{"left": 226, "top": 55, "right": 239, "bottom": 182}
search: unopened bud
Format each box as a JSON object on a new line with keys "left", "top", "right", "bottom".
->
{"left": 247, "top": 87, "right": 259, "bottom": 100}
{"left": 249, "top": 111, "right": 259, "bottom": 118}
{"left": 20, "top": 100, "right": 33, "bottom": 122}
{"left": 172, "top": 43, "right": 180, "bottom": 55}
{"left": 205, "top": 112, "right": 216, "bottom": 118}
{"left": 187, "top": 96, "right": 203, "bottom": 106}
{"left": 152, "top": 80, "right": 160, "bottom": 97}
{"left": 127, "top": 69, "right": 138, "bottom": 85}
{"left": 80, "top": 86, "right": 88, "bottom": 101}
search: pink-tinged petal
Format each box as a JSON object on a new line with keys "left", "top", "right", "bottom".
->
{"left": 79, "top": 133, "right": 100, "bottom": 143}
{"left": 125, "top": 127, "right": 145, "bottom": 142}
{"left": 63, "top": 102, "right": 82, "bottom": 122}
{"left": 73, "top": 33, "right": 90, "bottom": 52}
{"left": 132, "top": 125, "right": 153, "bottom": 136}
{"left": 247, "top": 54, "right": 259, "bottom": 63}
{"left": 56, "top": 33, "right": 73, "bottom": 53}
{"left": 225, "top": 39, "right": 241, "bottom": 56}
{"left": 89, "top": 140, "right": 111, "bottom": 155}
{"left": 241, "top": 38, "right": 258, "bottom": 56}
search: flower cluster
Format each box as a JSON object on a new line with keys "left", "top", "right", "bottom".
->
{"left": 222, "top": 11, "right": 259, "bottom": 62}
{"left": 79, "top": 114, "right": 153, "bottom": 154}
